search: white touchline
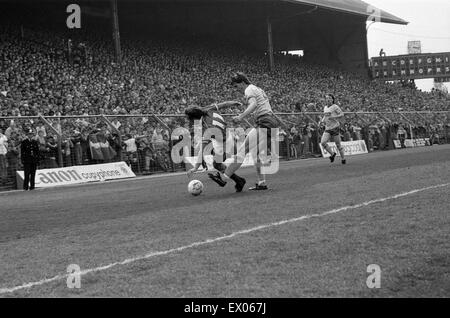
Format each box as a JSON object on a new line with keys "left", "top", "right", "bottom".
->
{"left": 0, "top": 182, "right": 449, "bottom": 295}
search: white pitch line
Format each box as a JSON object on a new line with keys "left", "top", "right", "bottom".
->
{"left": 1, "top": 182, "right": 449, "bottom": 295}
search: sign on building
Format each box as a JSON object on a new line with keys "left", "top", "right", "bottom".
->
{"left": 408, "top": 41, "right": 422, "bottom": 54}
{"left": 371, "top": 52, "right": 450, "bottom": 81}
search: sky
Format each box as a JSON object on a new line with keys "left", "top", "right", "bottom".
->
{"left": 365, "top": 0, "right": 450, "bottom": 92}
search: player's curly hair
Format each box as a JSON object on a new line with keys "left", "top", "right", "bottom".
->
{"left": 231, "top": 72, "right": 251, "bottom": 85}
{"left": 326, "top": 93, "right": 336, "bottom": 104}
{"left": 185, "top": 105, "right": 208, "bottom": 121}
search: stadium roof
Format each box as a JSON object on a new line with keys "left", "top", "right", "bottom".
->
{"left": 284, "top": 0, "right": 408, "bottom": 25}
{"left": 58, "top": 0, "right": 407, "bottom": 25}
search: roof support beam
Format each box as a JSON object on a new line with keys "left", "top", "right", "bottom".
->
{"left": 111, "top": 0, "right": 121, "bottom": 63}
{"left": 267, "top": 15, "right": 275, "bottom": 72}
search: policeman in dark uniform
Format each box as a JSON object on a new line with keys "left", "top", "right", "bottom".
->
{"left": 21, "top": 129, "right": 40, "bottom": 190}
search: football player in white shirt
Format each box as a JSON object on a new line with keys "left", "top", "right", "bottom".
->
{"left": 209, "top": 72, "right": 279, "bottom": 191}
{"left": 320, "top": 94, "right": 346, "bottom": 164}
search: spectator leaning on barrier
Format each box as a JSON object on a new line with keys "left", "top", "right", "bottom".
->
{"left": 292, "top": 126, "right": 302, "bottom": 159}
{"left": 80, "top": 130, "right": 91, "bottom": 164}
{"left": 278, "top": 128, "right": 288, "bottom": 158}
{"left": 151, "top": 127, "right": 170, "bottom": 172}
{"left": 35, "top": 121, "right": 47, "bottom": 137}
{"left": 5, "top": 121, "right": 18, "bottom": 139}
{"left": 6, "top": 132, "right": 20, "bottom": 187}
{"left": 136, "top": 136, "right": 153, "bottom": 174}
{"left": 351, "top": 123, "right": 362, "bottom": 141}
{"left": 378, "top": 121, "right": 388, "bottom": 150}
{"left": 289, "top": 126, "right": 300, "bottom": 159}
{"left": 288, "top": 127, "right": 296, "bottom": 159}
{"left": 397, "top": 124, "right": 407, "bottom": 148}
{"left": 36, "top": 130, "right": 47, "bottom": 162}
{"left": 342, "top": 123, "right": 352, "bottom": 142}
{"left": 108, "top": 132, "right": 122, "bottom": 162}
{"left": 0, "top": 128, "right": 8, "bottom": 183}
{"left": 302, "top": 123, "right": 313, "bottom": 157}
{"left": 62, "top": 135, "right": 74, "bottom": 167}
{"left": 44, "top": 135, "right": 59, "bottom": 168}
{"left": 123, "top": 134, "right": 138, "bottom": 170}
{"left": 429, "top": 125, "right": 440, "bottom": 145}
{"left": 70, "top": 130, "right": 83, "bottom": 165}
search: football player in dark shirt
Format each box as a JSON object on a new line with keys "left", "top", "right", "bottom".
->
{"left": 185, "top": 101, "right": 247, "bottom": 192}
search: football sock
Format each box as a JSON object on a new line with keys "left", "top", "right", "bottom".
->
{"left": 231, "top": 174, "right": 245, "bottom": 183}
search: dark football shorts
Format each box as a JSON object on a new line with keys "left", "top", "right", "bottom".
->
{"left": 256, "top": 113, "right": 279, "bottom": 140}
{"left": 325, "top": 127, "right": 341, "bottom": 137}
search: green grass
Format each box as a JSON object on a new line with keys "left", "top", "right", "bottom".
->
{"left": 1, "top": 146, "right": 449, "bottom": 297}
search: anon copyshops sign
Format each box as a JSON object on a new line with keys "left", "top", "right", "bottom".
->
{"left": 320, "top": 140, "right": 368, "bottom": 158}
{"left": 16, "top": 162, "right": 136, "bottom": 189}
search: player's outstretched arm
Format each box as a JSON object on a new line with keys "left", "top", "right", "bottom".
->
{"left": 206, "top": 100, "right": 242, "bottom": 111}
{"left": 234, "top": 97, "right": 257, "bottom": 122}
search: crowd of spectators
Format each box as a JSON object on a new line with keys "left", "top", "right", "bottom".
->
{"left": 279, "top": 119, "right": 448, "bottom": 160}
{"left": 1, "top": 24, "right": 449, "bottom": 118}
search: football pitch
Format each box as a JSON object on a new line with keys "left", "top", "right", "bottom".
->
{"left": 1, "top": 145, "right": 449, "bottom": 297}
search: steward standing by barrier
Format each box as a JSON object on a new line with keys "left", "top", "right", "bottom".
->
{"left": 20, "top": 129, "right": 40, "bottom": 191}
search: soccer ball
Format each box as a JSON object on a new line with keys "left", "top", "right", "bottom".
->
{"left": 188, "top": 180, "right": 204, "bottom": 196}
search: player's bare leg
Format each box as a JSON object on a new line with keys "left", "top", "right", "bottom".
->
{"left": 255, "top": 161, "right": 265, "bottom": 185}
{"left": 224, "top": 128, "right": 256, "bottom": 177}
{"left": 223, "top": 128, "right": 266, "bottom": 191}
{"left": 321, "top": 132, "right": 337, "bottom": 162}
{"left": 249, "top": 128, "right": 270, "bottom": 190}
{"left": 334, "top": 136, "right": 346, "bottom": 164}
{"left": 249, "top": 159, "right": 268, "bottom": 191}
